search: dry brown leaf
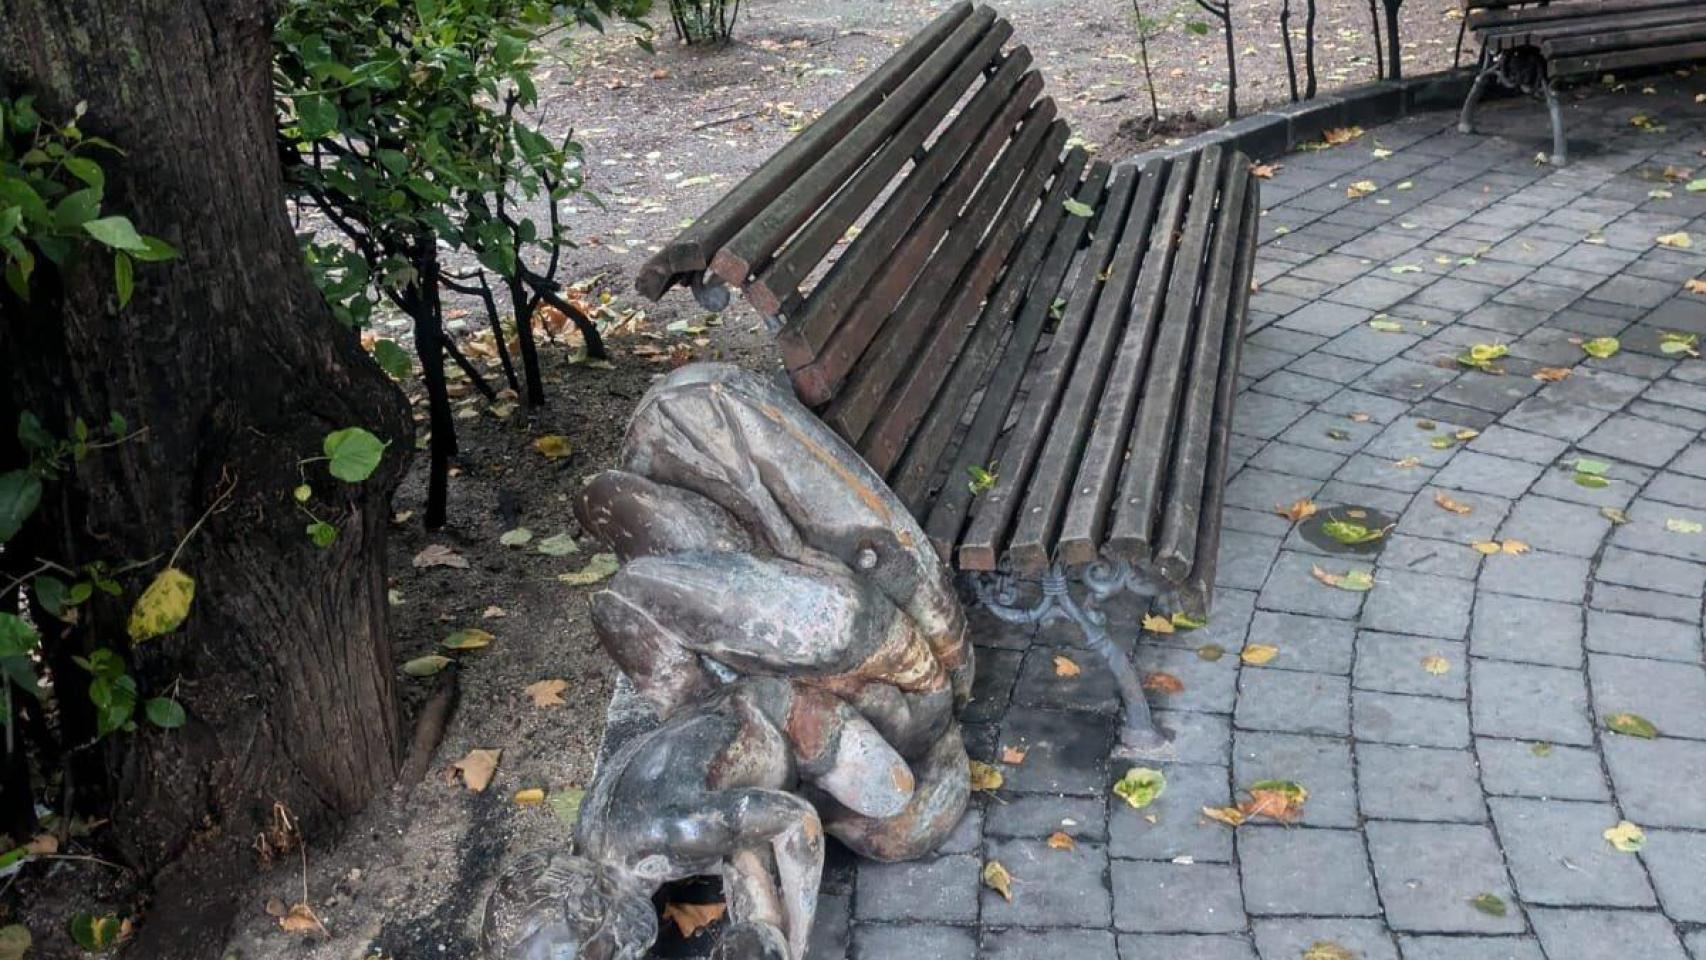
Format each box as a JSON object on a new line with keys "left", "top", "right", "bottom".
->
{"left": 1142, "top": 671, "right": 1185, "bottom": 694}
{"left": 1000, "top": 744, "right": 1028, "bottom": 765}
{"left": 1533, "top": 366, "right": 1572, "bottom": 382}
{"left": 1686, "top": 278, "right": 1706, "bottom": 295}
{"left": 1349, "top": 412, "right": 1372, "bottom": 423}
{"left": 662, "top": 902, "right": 726, "bottom": 938}
{"left": 1250, "top": 162, "right": 1281, "bottom": 179}
{"left": 1322, "top": 125, "right": 1365, "bottom": 145}
{"left": 1434, "top": 492, "right": 1473, "bottom": 515}
{"left": 24, "top": 833, "right": 57, "bottom": 856}
{"left": 969, "top": 759, "right": 1004, "bottom": 792}
{"left": 533, "top": 435, "right": 573, "bottom": 460}
{"left": 279, "top": 903, "right": 328, "bottom": 937}
{"left": 524, "top": 678, "right": 568, "bottom": 708}
{"left": 1243, "top": 783, "right": 1309, "bottom": 823}
{"left": 1394, "top": 456, "right": 1422, "bottom": 469}
{"left": 412, "top": 544, "right": 469, "bottom": 569}
{"left": 1276, "top": 498, "right": 1318, "bottom": 523}
{"left": 453, "top": 748, "right": 501, "bottom": 792}
{"left": 1502, "top": 539, "right": 1531, "bottom": 555}
{"left": 1141, "top": 612, "right": 1176, "bottom": 635}
{"left": 982, "top": 860, "right": 1014, "bottom": 901}
{"left": 1047, "top": 831, "right": 1077, "bottom": 851}
{"left": 1053, "top": 655, "right": 1082, "bottom": 678}
{"left": 1201, "top": 805, "right": 1247, "bottom": 827}
{"left": 1471, "top": 541, "right": 1501, "bottom": 555}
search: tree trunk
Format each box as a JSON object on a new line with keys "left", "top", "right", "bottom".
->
{"left": 0, "top": 1, "right": 412, "bottom": 954}
{"left": 1383, "top": 0, "right": 1405, "bottom": 80}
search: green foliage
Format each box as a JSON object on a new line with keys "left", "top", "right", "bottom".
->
{"left": 322, "top": 426, "right": 387, "bottom": 482}
{"left": 668, "top": 0, "right": 737, "bottom": 43}
{"left": 0, "top": 94, "right": 178, "bottom": 304}
{"left": 274, "top": 0, "right": 652, "bottom": 322}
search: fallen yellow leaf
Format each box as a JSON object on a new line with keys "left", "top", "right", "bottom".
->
{"left": 1533, "top": 366, "right": 1572, "bottom": 382}
{"left": 453, "top": 748, "right": 501, "bottom": 792}
{"left": 1434, "top": 492, "right": 1473, "bottom": 515}
{"left": 1502, "top": 539, "right": 1531, "bottom": 555}
{"left": 1686, "top": 278, "right": 1706, "bottom": 295}
{"left": 1142, "top": 613, "right": 1176, "bottom": 635}
{"left": 1604, "top": 820, "right": 1646, "bottom": 852}
{"left": 533, "top": 434, "right": 573, "bottom": 460}
{"left": 279, "top": 903, "right": 328, "bottom": 937}
{"left": 1472, "top": 541, "right": 1501, "bottom": 555}
{"left": 1241, "top": 644, "right": 1279, "bottom": 666}
{"left": 513, "top": 787, "right": 546, "bottom": 806}
{"left": 662, "top": 901, "right": 726, "bottom": 938}
{"left": 1276, "top": 498, "right": 1318, "bottom": 523}
{"left": 127, "top": 567, "right": 195, "bottom": 643}
{"left": 1053, "top": 654, "right": 1082, "bottom": 678}
{"left": 524, "top": 678, "right": 568, "bottom": 708}
{"left": 1657, "top": 231, "right": 1694, "bottom": 249}
{"left": 1421, "top": 654, "right": 1451, "bottom": 675}
{"left": 1201, "top": 805, "right": 1247, "bottom": 827}
{"left": 969, "top": 759, "right": 1004, "bottom": 792}
{"left": 982, "top": 860, "right": 1014, "bottom": 901}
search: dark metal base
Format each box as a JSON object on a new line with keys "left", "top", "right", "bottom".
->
{"left": 974, "top": 562, "right": 1175, "bottom": 759}
{"left": 1458, "top": 47, "right": 1568, "bottom": 165}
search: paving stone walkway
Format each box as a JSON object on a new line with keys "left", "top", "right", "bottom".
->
{"left": 810, "top": 78, "right": 1706, "bottom": 960}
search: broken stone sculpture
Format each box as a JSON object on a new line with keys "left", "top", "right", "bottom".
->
{"left": 482, "top": 364, "right": 973, "bottom": 960}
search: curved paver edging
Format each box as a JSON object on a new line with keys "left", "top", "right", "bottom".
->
{"left": 1124, "top": 68, "right": 1481, "bottom": 166}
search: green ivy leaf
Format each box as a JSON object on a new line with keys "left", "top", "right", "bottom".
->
{"left": 1112, "top": 766, "right": 1167, "bottom": 809}
{"left": 1605, "top": 712, "right": 1658, "bottom": 739}
{"left": 0, "top": 469, "right": 42, "bottom": 542}
{"left": 145, "top": 696, "right": 187, "bottom": 729}
{"left": 1062, "top": 198, "right": 1094, "bottom": 218}
{"left": 68, "top": 913, "right": 123, "bottom": 951}
{"left": 114, "top": 250, "right": 134, "bottom": 307}
{"left": 372, "top": 338, "right": 411, "bottom": 379}
{"left": 0, "top": 613, "right": 39, "bottom": 659}
{"left": 63, "top": 155, "right": 105, "bottom": 191}
{"left": 323, "top": 426, "right": 386, "bottom": 482}
{"left": 32, "top": 575, "right": 68, "bottom": 620}
{"left": 81, "top": 215, "right": 149, "bottom": 252}
{"left": 1469, "top": 892, "right": 1507, "bottom": 917}
{"left": 0, "top": 923, "right": 30, "bottom": 960}
{"left": 306, "top": 521, "right": 337, "bottom": 548}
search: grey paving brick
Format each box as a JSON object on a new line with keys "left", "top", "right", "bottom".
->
{"left": 1013, "top": 646, "right": 1119, "bottom": 715}
{"left": 1589, "top": 582, "right": 1701, "bottom": 623}
{"left": 1255, "top": 369, "right": 1343, "bottom": 404}
{"left": 1686, "top": 928, "right": 1706, "bottom": 960}
{"left": 1360, "top": 569, "right": 1475, "bottom": 639}
{"left": 1595, "top": 545, "right": 1706, "bottom": 597}
{"left": 1108, "top": 762, "right": 1233, "bottom": 863}
{"left": 1466, "top": 423, "right": 1571, "bottom": 464}
{"left": 1478, "top": 550, "right": 1591, "bottom": 604}
{"left": 1666, "top": 440, "right": 1706, "bottom": 478}
{"left": 854, "top": 925, "right": 976, "bottom": 960}
{"left": 1528, "top": 459, "right": 1649, "bottom": 508}
{"left": 1247, "top": 441, "right": 1348, "bottom": 481}
{"left": 1333, "top": 452, "right": 1438, "bottom": 493}
{"left": 1110, "top": 861, "right": 1246, "bottom": 934}
{"left": 1603, "top": 736, "right": 1706, "bottom": 829}
{"left": 1608, "top": 501, "right": 1706, "bottom": 563}
{"left": 855, "top": 854, "right": 981, "bottom": 923}
{"left": 1233, "top": 395, "right": 1316, "bottom": 441}
{"left": 978, "top": 838, "right": 1111, "bottom": 928}
{"left": 810, "top": 893, "right": 850, "bottom": 959}
{"left": 1233, "top": 731, "right": 1358, "bottom": 828}
{"left": 995, "top": 709, "right": 1111, "bottom": 795}
{"left": 1116, "top": 934, "right": 1256, "bottom": 960}
{"left": 965, "top": 648, "right": 1022, "bottom": 723}
{"left": 1645, "top": 470, "right": 1706, "bottom": 510}
{"left": 1587, "top": 653, "right": 1706, "bottom": 741}
{"left": 1225, "top": 467, "right": 1323, "bottom": 513}
{"left": 1239, "top": 826, "right": 1378, "bottom": 917}
{"left": 1133, "top": 645, "right": 1239, "bottom": 715}
{"left": 938, "top": 805, "right": 984, "bottom": 856}
{"left": 982, "top": 928, "right": 1116, "bottom": 960}
{"left": 1252, "top": 919, "right": 1399, "bottom": 960}
{"left": 1529, "top": 908, "right": 1691, "bottom": 960}
{"left": 1245, "top": 611, "right": 1357, "bottom": 675}
{"left": 1396, "top": 486, "right": 1511, "bottom": 542}
{"left": 1289, "top": 352, "right": 1379, "bottom": 385}
{"left": 1235, "top": 668, "right": 1350, "bottom": 736}
{"left": 1354, "top": 690, "right": 1471, "bottom": 748}
{"left": 1577, "top": 413, "right": 1698, "bottom": 467}
{"left": 1499, "top": 396, "right": 1613, "bottom": 442}
{"left": 1279, "top": 410, "right": 1385, "bottom": 454}
{"left": 1365, "top": 821, "right": 1523, "bottom": 933}
{"left": 1489, "top": 797, "right": 1656, "bottom": 907}
{"left": 1539, "top": 367, "right": 1650, "bottom": 412}
{"left": 1317, "top": 386, "right": 1414, "bottom": 424}
{"left": 1476, "top": 737, "right": 1611, "bottom": 801}
{"left": 1258, "top": 550, "right": 1370, "bottom": 619}
{"left": 1357, "top": 357, "right": 1459, "bottom": 402}
{"left": 1585, "top": 610, "right": 1702, "bottom": 662}
{"left": 1469, "top": 593, "right": 1584, "bottom": 667}
{"left": 1279, "top": 300, "right": 1376, "bottom": 337}
{"left": 985, "top": 795, "right": 1106, "bottom": 842}
{"left": 1497, "top": 495, "right": 1612, "bottom": 557}
{"left": 1354, "top": 632, "right": 1468, "bottom": 698}
{"left": 1379, "top": 533, "right": 1485, "bottom": 580}
{"left": 1470, "top": 660, "right": 1594, "bottom": 745}
{"left": 1643, "top": 830, "right": 1706, "bottom": 923}
{"left": 1358, "top": 744, "right": 1485, "bottom": 821}
{"left": 1396, "top": 936, "right": 1545, "bottom": 960}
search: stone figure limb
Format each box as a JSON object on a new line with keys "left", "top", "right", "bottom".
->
{"left": 616, "top": 363, "right": 974, "bottom": 705}
{"left": 481, "top": 678, "right": 912, "bottom": 960}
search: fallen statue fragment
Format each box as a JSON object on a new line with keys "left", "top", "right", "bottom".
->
{"left": 482, "top": 364, "right": 972, "bottom": 960}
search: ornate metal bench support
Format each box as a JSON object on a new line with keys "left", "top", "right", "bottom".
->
{"left": 975, "top": 564, "right": 1176, "bottom": 761}
{"left": 1458, "top": 48, "right": 1569, "bottom": 166}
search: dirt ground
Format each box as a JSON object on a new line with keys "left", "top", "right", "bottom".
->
{"left": 10, "top": 1, "right": 1468, "bottom": 957}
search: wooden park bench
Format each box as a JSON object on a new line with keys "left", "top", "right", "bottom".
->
{"left": 1458, "top": 0, "right": 1706, "bottom": 164}
{"left": 634, "top": 2, "right": 1259, "bottom": 759}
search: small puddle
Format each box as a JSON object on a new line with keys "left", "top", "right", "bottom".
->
{"left": 1298, "top": 504, "right": 1395, "bottom": 558}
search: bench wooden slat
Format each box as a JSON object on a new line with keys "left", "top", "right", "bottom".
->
{"left": 1174, "top": 182, "right": 1260, "bottom": 620}
{"left": 1471, "top": 0, "right": 1697, "bottom": 31}
{"left": 888, "top": 147, "right": 1092, "bottom": 510}
{"left": 1053, "top": 155, "right": 1197, "bottom": 567}
{"left": 921, "top": 160, "right": 1112, "bottom": 556}
{"left": 1543, "top": 19, "right": 1706, "bottom": 56}
{"left": 1551, "top": 37, "right": 1706, "bottom": 75}
{"left": 710, "top": 9, "right": 1006, "bottom": 289}
{"left": 1149, "top": 160, "right": 1254, "bottom": 581}
{"left": 956, "top": 164, "right": 1138, "bottom": 571}
{"left": 1003, "top": 162, "right": 1171, "bottom": 574}
{"left": 634, "top": 1, "right": 974, "bottom": 299}
{"left": 1486, "top": 4, "right": 1706, "bottom": 50}
{"left": 861, "top": 119, "right": 1072, "bottom": 474}
{"left": 1098, "top": 148, "right": 1229, "bottom": 568}
{"left": 787, "top": 71, "right": 1046, "bottom": 405}
{"left": 824, "top": 100, "right": 1061, "bottom": 443}
{"left": 741, "top": 33, "right": 1022, "bottom": 318}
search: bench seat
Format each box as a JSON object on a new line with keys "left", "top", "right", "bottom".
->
{"left": 636, "top": 2, "right": 1258, "bottom": 619}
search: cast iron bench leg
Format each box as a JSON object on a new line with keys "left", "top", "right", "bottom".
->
{"left": 1457, "top": 61, "right": 1498, "bottom": 135}
{"left": 974, "top": 567, "right": 1176, "bottom": 761}
{"left": 1544, "top": 78, "right": 1568, "bottom": 166}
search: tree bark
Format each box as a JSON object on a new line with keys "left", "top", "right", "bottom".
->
{"left": 0, "top": 1, "right": 412, "bottom": 954}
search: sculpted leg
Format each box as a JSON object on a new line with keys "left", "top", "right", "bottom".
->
{"left": 712, "top": 788, "right": 823, "bottom": 960}
{"left": 815, "top": 722, "right": 968, "bottom": 862}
